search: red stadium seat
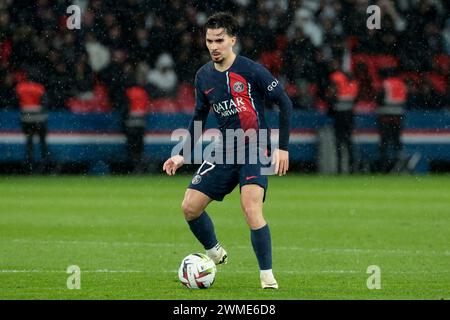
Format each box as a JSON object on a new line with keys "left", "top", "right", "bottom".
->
{"left": 66, "top": 84, "right": 112, "bottom": 113}
{"left": 13, "top": 70, "right": 27, "bottom": 83}
{"left": 315, "top": 99, "right": 328, "bottom": 113}
{"left": 352, "top": 54, "right": 398, "bottom": 91}
{"left": 92, "top": 84, "right": 112, "bottom": 112}
{"left": 347, "top": 36, "right": 358, "bottom": 52}
{"left": 149, "top": 98, "right": 179, "bottom": 113}
{"left": 354, "top": 100, "right": 377, "bottom": 114}
{"left": 0, "top": 38, "right": 12, "bottom": 63}
{"left": 284, "top": 83, "right": 298, "bottom": 97}
{"left": 373, "top": 54, "right": 399, "bottom": 69}
{"left": 351, "top": 54, "right": 371, "bottom": 71}
{"left": 275, "top": 34, "right": 288, "bottom": 52}
{"left": 426, "top": 72, "right": 447, "bottom": 94}
{"left": 66, "top": 98, "right": 91, "bottom": 113}
{"left": 433, "top": 54, "right": 450, "bottom": 75}
{"left": 259, "top": 51, "right": 283, "bottom": 78}
{"left": 308, "top": 84, "right": 327, "bottom": 112}
{"left": 176, "top": 82, "right": 195, "bottom": 113}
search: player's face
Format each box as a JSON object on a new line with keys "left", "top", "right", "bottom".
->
{"left": 205, "top": 28, "right": 236, "bottom": 63}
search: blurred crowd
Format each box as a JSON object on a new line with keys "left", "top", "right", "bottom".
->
{"left": 0, "top": 0, "right": 449, "bottom": 113}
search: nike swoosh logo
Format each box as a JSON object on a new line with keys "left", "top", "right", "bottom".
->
{"left": 204, "top": 88, "right": 215, "bottom": 95}
{"left": 245, "top": 176, "right": 258, "bottom": 181}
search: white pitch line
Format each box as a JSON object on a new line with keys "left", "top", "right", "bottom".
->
{"left": 0, "top": 269, "right": 358, "bottom": 274}
{"left": 275, "top": 246, "right": 450, "bottom": 257}
{"left": 2, "top": 269, "right": 450, "bottom": 275}
{"left": 3, "top": 238, "right": 450, "bottom": 257}
{"left": 6, "top": 239, "right": 189, "bottom": 248}
{"left": 0, "top": 269, "right": 145, "bottom": 273}
{"left": 165, "top": 269, "right": 450, "bottom": 275}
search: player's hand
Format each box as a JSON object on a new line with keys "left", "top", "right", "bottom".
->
{"left": 272, "top": 148, "right": 289, "bottom": 176}
{"left": 163, "top": 155, "right": 185, "bottom": 176}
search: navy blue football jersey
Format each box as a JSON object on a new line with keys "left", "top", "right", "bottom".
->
{"left": 183, "top": 55, "right": 292, "bottom": 158}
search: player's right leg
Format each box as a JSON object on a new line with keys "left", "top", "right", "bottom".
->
{"left": 181, "top": 188, "right": 228, "bottom": 265}
{"left": 240, "top": 184, "right": 278, "bottom": 289}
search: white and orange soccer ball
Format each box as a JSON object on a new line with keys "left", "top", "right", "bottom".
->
{"left": 178, "top": 253, "right": 216, "bottom": 289}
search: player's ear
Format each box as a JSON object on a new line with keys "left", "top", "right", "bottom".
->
{"left": 231, "top": 36, "right": 236, "bottom": 46}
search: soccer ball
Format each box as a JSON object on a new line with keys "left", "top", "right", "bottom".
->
{"left": 178, "top": 253, "right": 216, "bottom": 289}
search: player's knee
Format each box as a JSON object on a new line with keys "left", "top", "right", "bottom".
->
{"left": 242, "top": 204, "right": 265, "bottom": 227}
{"left": 181, "top": 199, "right": 201, "bottom": 221}
{"left": 241, "top": 196, "right": 260, "bottom": 216}
{"left": 242, "top": 203, "right": 256, "bottom": 217}
{"left": 246, "top": 214, "right": 266, "bottom": 229}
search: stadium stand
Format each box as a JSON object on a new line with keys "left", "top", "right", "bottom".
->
{"left": 0, "top": 0, "right": 448, "bottom": 113}
{"left": 0, "top": 0, "right": 449, "bottom": 173}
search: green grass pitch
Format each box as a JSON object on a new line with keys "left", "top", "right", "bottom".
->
{"left": 0, "top": 174, "right": 449, "bottom": 299}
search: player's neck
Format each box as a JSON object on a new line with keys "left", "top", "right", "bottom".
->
{"left": 214, "top": 52, "right": 237, "bottom": 72}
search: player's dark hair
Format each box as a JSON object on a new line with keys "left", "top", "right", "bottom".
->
{"left": 204, "top": 12, "right": 239, "bottom": 37}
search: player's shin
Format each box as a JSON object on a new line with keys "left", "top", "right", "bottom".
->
{"left": 186, "top": 211, "right": 228, "bottom": 265}
{"left": 251, "top": 224, "right": 278, "bottom": 289}
{"left": 187, "top": 211, "right": 218, "bottom": 250}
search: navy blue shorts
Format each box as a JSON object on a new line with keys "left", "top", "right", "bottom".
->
{"left": 188, "top": 160, "right": 269, "bottom": 202}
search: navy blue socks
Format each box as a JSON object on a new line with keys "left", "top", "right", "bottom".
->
{"left": 188, "top": 212, "right": 272, "bottom": 271}
{"left": 187, "top": 211, "right": 218, "bottom": 250}
{"left": 251, "top": 224, "right": 272, "bottom": 270}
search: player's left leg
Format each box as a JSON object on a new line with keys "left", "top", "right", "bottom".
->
{"left": 240, "top": 184, "right": 278, "bottom": 289}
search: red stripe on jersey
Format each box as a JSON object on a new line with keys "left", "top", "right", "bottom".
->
{"left": 228, "top": 72, "right": 259, "bottom": 131}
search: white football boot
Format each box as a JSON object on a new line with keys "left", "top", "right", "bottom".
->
{"left": 206, "top": 243, "right": 228, "bottom": 265}
{"left": 260, "top": 270, "right": 279, "bottom": 289}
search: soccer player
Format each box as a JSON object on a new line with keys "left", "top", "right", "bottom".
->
{"left": 163, "top": 12, "right": 292, "bottom": 289}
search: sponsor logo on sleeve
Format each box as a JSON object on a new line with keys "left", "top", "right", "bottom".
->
{"left": 267, "top": 79, "right": 279, "bottom": 92}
